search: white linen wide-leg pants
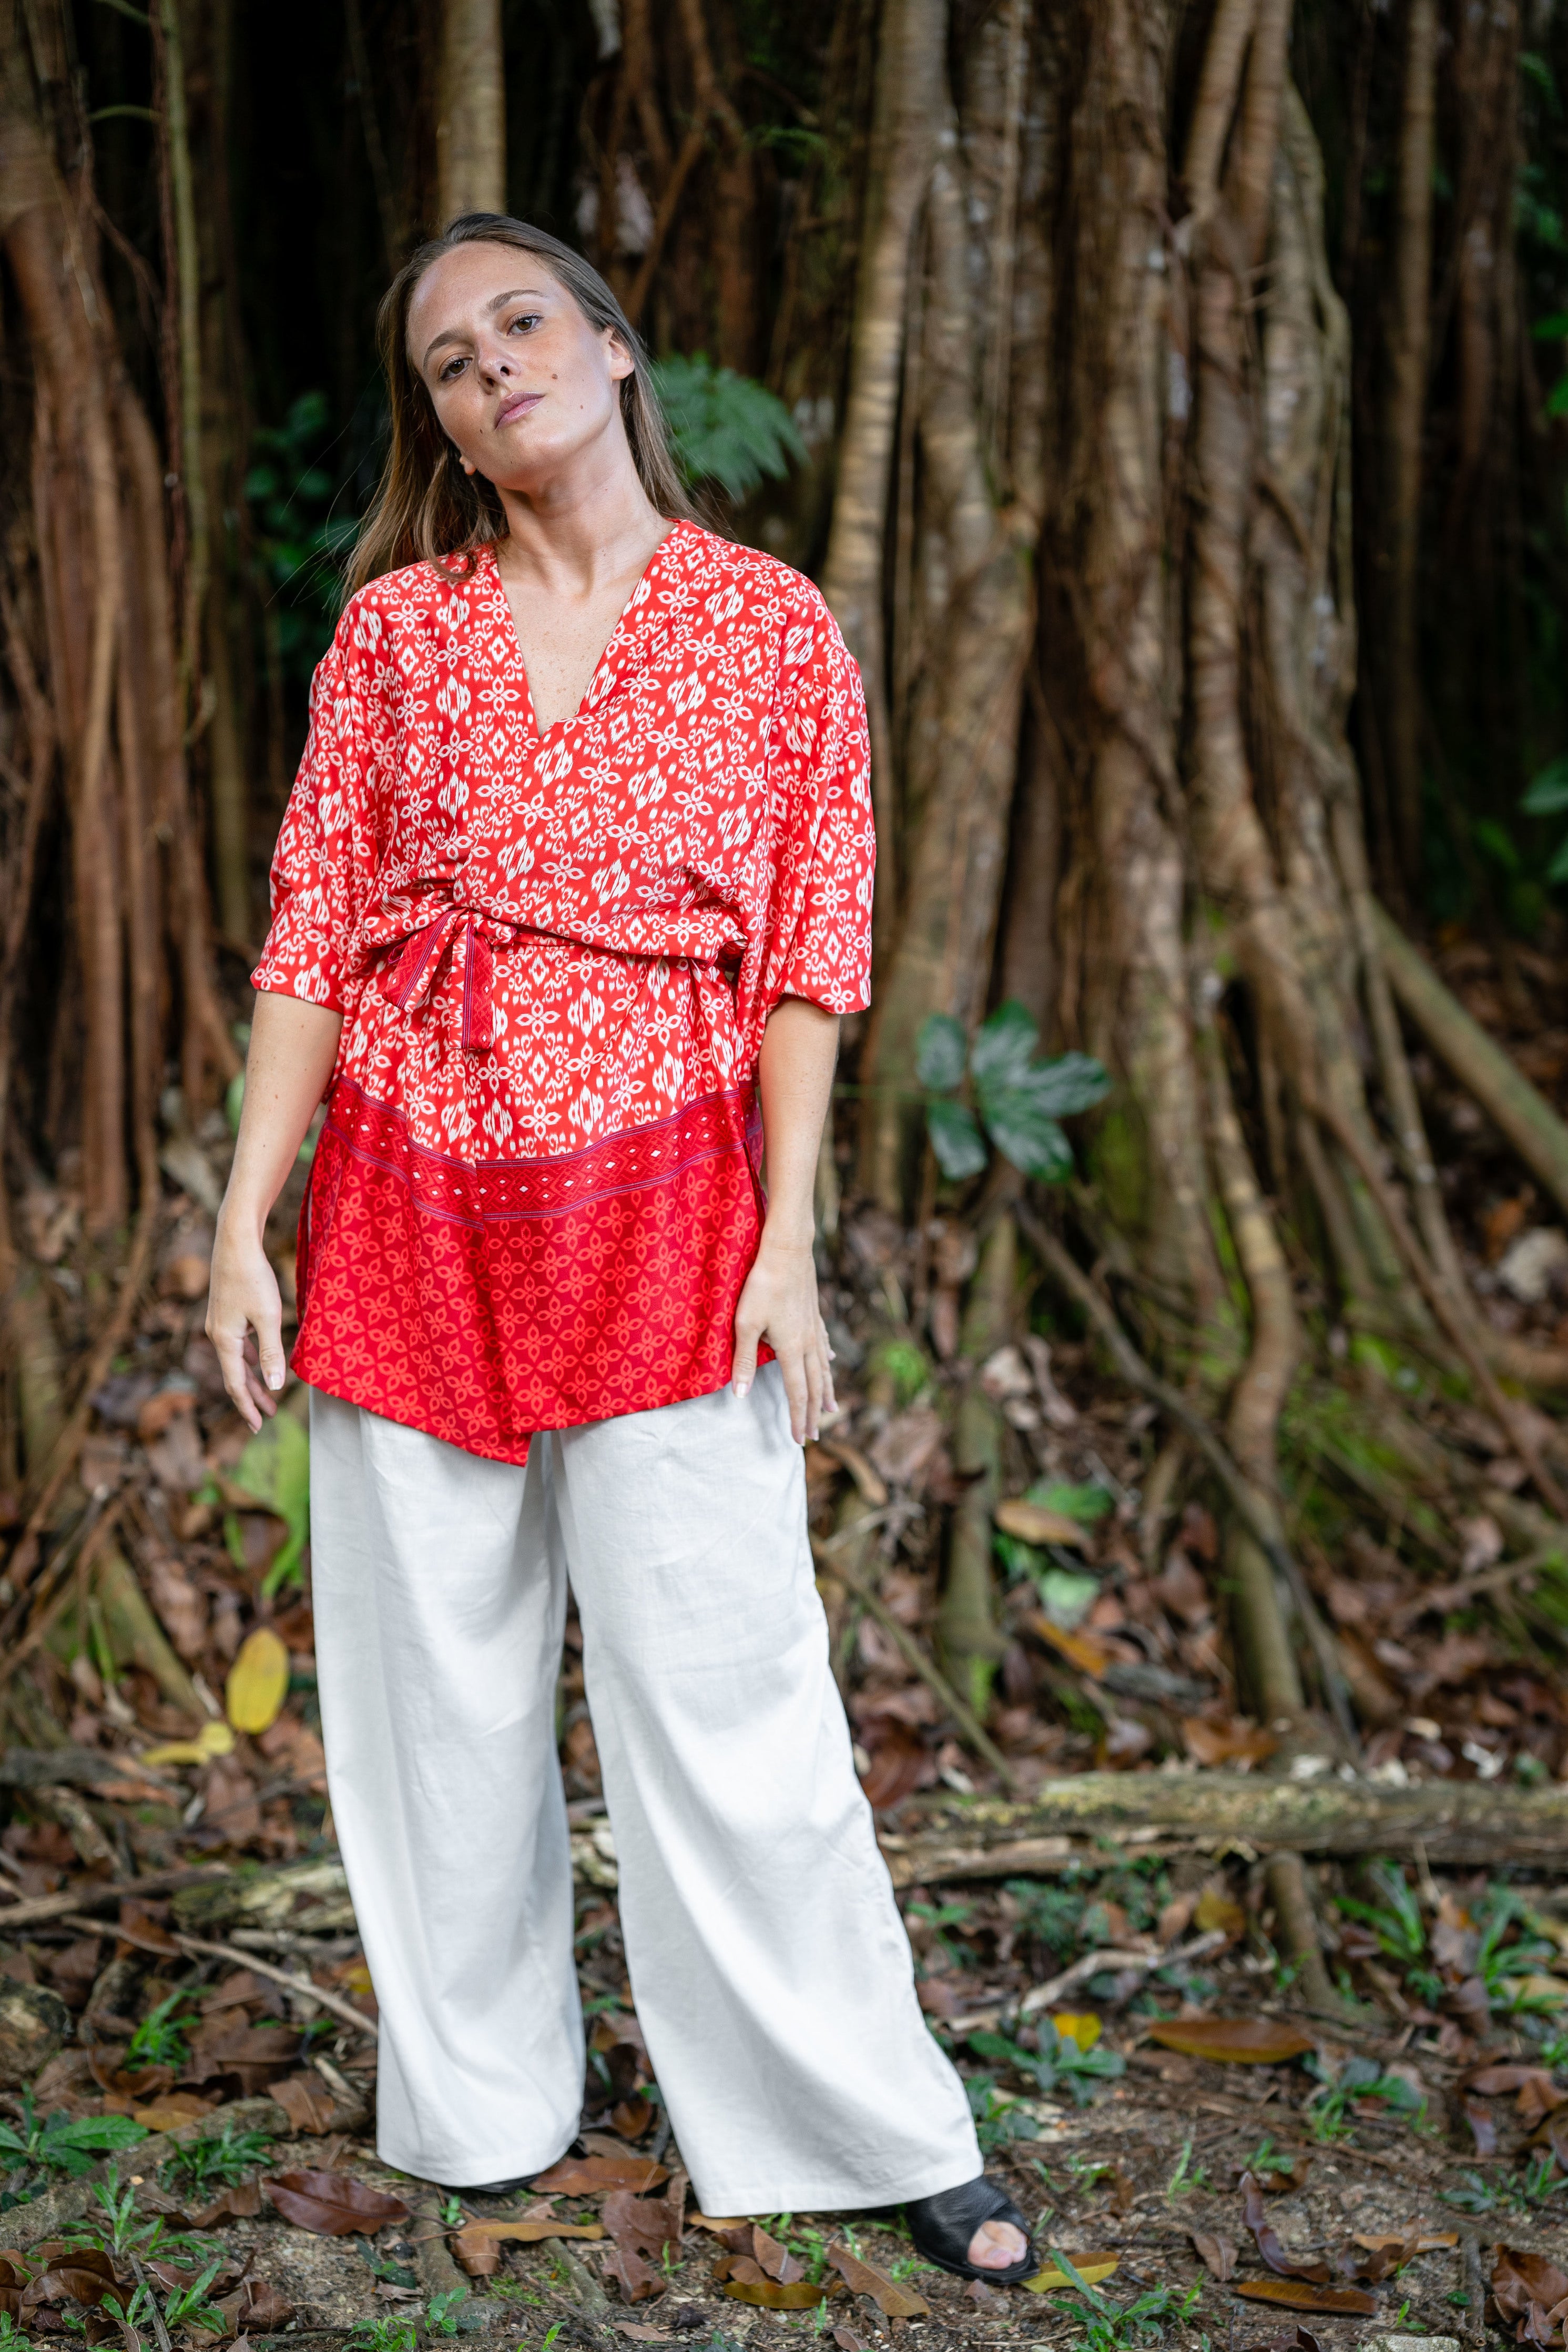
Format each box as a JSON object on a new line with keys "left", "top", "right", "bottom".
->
{"left": 308, "top": 1367, "right": 981, "bottom": 2213}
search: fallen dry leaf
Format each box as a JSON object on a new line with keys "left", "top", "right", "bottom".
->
{"left": 1181, "top": 1718, "right": 1278, "bottom": 1769}
{"left": 129, "top": 2092, "right": 213, "bottom": 2131}
{"left": 1192, "top": 2234, "right": 1237, "bottom": 2282}
{"left": 1024, "top": 2252, "right": 1121, "bottom": 2294}
{"left": 450, "top": 2221, "right": 604, "bottom": 2278}
{"left": 215, "top": 2277, "right": 295, "bottom": 2333}
{"left": 827, "top": 2243, "right": 930, "bottom": 2318}
{"left": 188, "top": 2180, "right": 263, "bottom": 2227}
{"left": 262, "top": 2169, "right": 410, "bottom": 2235}
{"left": 1194, "top": 1886, "right": 1248, "bottom": 1940}
{"left": 1492, "top": 2247, "right": 1568, "bottom": 2341}
{"left": 227, "top": 1627, "right": 291, "bottom": 1735}
{"left": 1028, "top": 1614, "right": 1113, "bottom": 1675}
{"left": 270, "top": 2072, "right": 338, "bottom": 2135}
{"left": 1146, "top": 2018, "right": 1314, "bottom": 2065}
{"left": 532, "top": 2155, "right": 669, "bottom": 2195}
{"left": 996, "top": 1498, "right": 1089, "bottom": 1548}
{"left": 1239, "top": 2175, "right": 1330, "bottom": 2282}
{"left": 1352, "top": 2232, "right": 1457, "bottom": 2257}
{"left": 719, "top": 2271, "right": 829, "bottom": 2310}
{"left": 1231, "top": 2283, "right": 1377, "bottom": 2316}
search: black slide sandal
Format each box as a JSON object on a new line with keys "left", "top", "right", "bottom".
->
{"left": 905, "top": 2176, "right": 1034, "bottom": 2285}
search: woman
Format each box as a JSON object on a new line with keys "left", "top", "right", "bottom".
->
{"left": 208, "top": 212, "right": 1030, "bottom": 2282}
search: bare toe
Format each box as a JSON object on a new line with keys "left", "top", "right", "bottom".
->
{"left": 967, "top": 2219, "right": 1028, "bottom": 2269}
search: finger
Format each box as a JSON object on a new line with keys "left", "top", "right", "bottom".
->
{"left": 731, "top": 1313, "right": 761, "bottom": 1400}
{"left": 210, "top": 1323, "right": 263, "bottom": 1434}
{"left": 804, "top": 1335, "right": 825, "bottom": 1444}
{"left": 253, "top": 1301, "right": 288, "bottom": 1397}
{"left": 819, "top": 1318, "right": 838, "bottom": 1417}
{"left": 777, "top": 1340, "right": 809, "bottom": 1444}
{"left": 240, "top": 1337, "right": 280, "bottom": 1422}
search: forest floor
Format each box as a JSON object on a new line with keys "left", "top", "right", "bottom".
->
{"left": 3, "top": 930, "right": 1568, "bottom": 2352}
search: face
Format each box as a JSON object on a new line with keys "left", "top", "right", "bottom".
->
{"left": 407, "top": 241, "right": 634, "bottom": 491}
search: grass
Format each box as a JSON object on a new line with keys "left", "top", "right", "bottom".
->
{"left": 123, "top": 1990, "right": 200, "bottom": 2072}
{"left": 0, "top": 2097, "right": 147, "bottom": 2188}
{"left": 159, "top": 2122, "right": 273, "bottom": 2201}
{"left": 1038, "top": 2246, "right": 1203, "bottom": 2349}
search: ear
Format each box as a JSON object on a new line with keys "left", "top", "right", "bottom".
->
{"left": 604, "top": 328, "right": 636, "bottom": 387}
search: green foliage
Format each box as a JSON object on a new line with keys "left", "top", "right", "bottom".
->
{"left": 347, "top": 2318, "right": 418, "bottom": 2352}
{"left": 230, "top": 1404, "right": 311, "bottom": 1595}
{"left": 1521, "top": 755, "right": 1568, "bottom": 884}
{"left": 650, "top": 355, "right": 806, "bottom": 502}
{"left": 1474, "top": 1887, "right": 1561, "bottom": 2012}
{"left": 994, "top": 1478, "right": 1113, "bottom": 1623}
{"left": 867, "top": 1337, "right": 930, "bottom": 1406}
{"left": 247, "top": 391, "right": 360, "bottom": 681}
{"left": 160, "top": 2122, "right": 274, "bottom": 2201}
{"left": 0, "top": 2097, "right": 147, "bottom": 2183}
{"left": 0, "top": 2314, "right": 33, "bottom": 2352}
{"left": 964, "top": 2073, "right": 1041, "bottom": 2154}
{"left": 124, "top": 1989, "right": 199, "bottom": 2072}
{"left": 916, "top": 1002, "right": 1108, "bottom": 1183}
{"left": 66, "top": 2178, "right": 213, "bottom": 2266}
{"left": 425, "top": 2287, "right": 474, "bottom": 2336}
{"left": 1333, "top": 1863, "right": 1443, "bottom": 2003}
{"left": 1040, "top": 2246, "right": 1202, "bottom": 2349}
{"left": 966, "top": 2022, "right": 1126, "bottom": 2110}
{"left": 1305, "top": 2053, "right": 1427, "bottom": 2141}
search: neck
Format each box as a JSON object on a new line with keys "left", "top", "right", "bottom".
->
{"left": 492, "top": 428, "right": 668, "bottom": 591}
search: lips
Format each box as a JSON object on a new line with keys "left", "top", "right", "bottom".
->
{"left": 495, "top": 391, "right": 544, "bottom": 427}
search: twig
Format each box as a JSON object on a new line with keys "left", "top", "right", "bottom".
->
{"left": 0, "top": 1862, "right": 231, "bottom": 1931}
{"left": 0, "top": 1489, "right": 131, "bottom": 1692}
{"left": 129, "top": 2252, "right": 174, "bottom": 2352}
{"left": 169, "top": 1930, "right": 377, "bottom": 2039}
{"left": 809, "top": 1524, "right": 1022, "bottom": 1793}
{"left": 1018, "top": 1927, "right": 1230, "bottom": 2016}
{"left": 1015, "top": 1203, "right": 1360, "bottom": 1752}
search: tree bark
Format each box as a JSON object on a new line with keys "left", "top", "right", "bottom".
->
{"left": 1381, "top": 0, "right": 1438, "bottom": 888}
{"left": 438, "top": 0, "right": 506, "bottom": 222}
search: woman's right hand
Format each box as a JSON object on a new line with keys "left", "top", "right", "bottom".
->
{"left": 208, "top": 1218, "right": 287, "bottom": 1432}
{"left": 202, "top": 990, "right": 344, "bottom": 1432}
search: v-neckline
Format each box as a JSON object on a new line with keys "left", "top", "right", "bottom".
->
{"left": 484, "top": 522, "right": 687, "bottom": 742}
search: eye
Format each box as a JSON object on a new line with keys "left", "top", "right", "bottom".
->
{"left": 438, "top": 354, "right": 469, "bottom": 383}
{"left": 507, "top": 310, "right": 543, "bottom": 333}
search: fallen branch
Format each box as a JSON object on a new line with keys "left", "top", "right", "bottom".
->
{"left": 942, "top": 1928, "right": 1230, "bottom": 2033}
{"left": 0, "top": 1861, "right": 231, "bottom": 1931}
{"left": 1374, "top": 903, "right": 1568, "bottom": 1226}
{"left": 809, "top": 1523, "right": 1022, "bottom": 1793}
{"left": 169, "top": 1930, "right": 378, "bottom": 2039}
{"left": 874, "top": 1772, "right": 1568, "bottom": 1884}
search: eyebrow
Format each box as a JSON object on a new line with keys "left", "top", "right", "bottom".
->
{"left": 420, "top": 287, "right": 553, "bottom": 370}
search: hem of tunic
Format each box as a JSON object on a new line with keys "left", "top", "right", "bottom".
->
{"left": 290, "top": 1076, "right": 769, "bottom": 1464}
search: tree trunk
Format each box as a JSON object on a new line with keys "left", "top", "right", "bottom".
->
{"left": 1380, "top": 0, "right": 1437, "bottom": 891}
{"left": 438, "top": 0, "right": 506, "bottom": 222}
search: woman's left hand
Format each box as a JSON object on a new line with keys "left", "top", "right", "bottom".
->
{"left": 732, "top": 1231, "right": 836, "bottom": 1443}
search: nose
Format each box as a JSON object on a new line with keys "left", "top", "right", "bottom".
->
{"left": 476, "top": 339, "right": 515, "bottom": 387}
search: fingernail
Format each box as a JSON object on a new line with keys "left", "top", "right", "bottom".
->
{"left": 734, "top": 1379, "right": 750, "bottom": 1399}
{"left": 268, "top": 1371, "right": 284, "bottom": 1391}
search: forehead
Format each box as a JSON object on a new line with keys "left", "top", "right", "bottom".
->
{"left": 408, "top": 244, "right": 565, "bottom": 337}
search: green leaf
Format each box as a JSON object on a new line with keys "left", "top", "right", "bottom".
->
{"left": 1547, "top": 375, "right": 1568, "bottom": 418}
{"left": 926, "top": 1098, "right": 988, "bottom": 1181}
{"left": 1522, "top": 756, "right": 1568, "bottom": 814}
{"left": 1036, "top": 1569, "right": 1101, "bottom": 1629}
{"left": 1547, "top": 836, "right": 1568, "bottom": 887}
{"left": 1531, "top": 311, "right": 1568, "bottom": 338}
{"left": 231, "top": 1408, "right": 311, "bottom": 1595}
{"left": 649, "top": 354, "right": 806, "bottom": 502}
{"left": 47, "top": 2117, "right": 148, "bottom": 2155}
{"left": 914, "top": 1011, "right": 968, "bottom": 1093}
{"left": 1015, "top": 1052, "right": 1112, "bottom": 1118}
{"left": 979, "top": 1091, "right": 1074, "bottom": 1181}
{"left": 970, "top": 999, "right": 1041, "bottom": 1089}
{"left": 1027, "top": 1479, "right": 1115, "bottom": 1522}
{"left": 1473, "top": 818, "right": 1521, "bottom": 875}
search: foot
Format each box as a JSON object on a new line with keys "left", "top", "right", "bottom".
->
{"left": 968, "top": 2218, "right": 1029, "bottom": 2270}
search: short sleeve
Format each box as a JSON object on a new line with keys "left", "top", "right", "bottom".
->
{"left": 756, "top": 595, "right": 875, "bottom": 1026}
{"left": 250, "top": 632, "right": 377, "bottom": 1013}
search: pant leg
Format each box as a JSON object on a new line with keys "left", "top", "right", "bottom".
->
{"left": 551, "top": 1363, "right": 981, "bottom": 2216}
{"left": 309, "top": 1391, "right": 583, "bottom": 2184}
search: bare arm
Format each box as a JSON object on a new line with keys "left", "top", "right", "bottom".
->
{"left": 731, "top": 995, "right": 839, "bottom": 1443}
{"left": 208, "top": 991, "right": 343, "bottom": 1430}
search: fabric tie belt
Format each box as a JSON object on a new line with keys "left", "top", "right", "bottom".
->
{"left": 376, "top": 901, "right": 521, "bottom": 1053}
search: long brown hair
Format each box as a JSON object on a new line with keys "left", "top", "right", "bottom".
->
{"left": 347, "top": 214, "right": 698, "bottom": 592}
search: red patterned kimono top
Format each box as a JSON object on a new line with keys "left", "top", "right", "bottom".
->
{"left": 252, "top": 521, "right": 874, "bottom": 1464}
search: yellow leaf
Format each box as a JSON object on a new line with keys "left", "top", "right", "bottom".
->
{"left": 1146, "top": 2017, "right": 1314, "bottom": 2064}
{"left": 1513, "top": 1974, "right": 1568, "bottom": 2008}
{"left": 138, "top": 1720, "right": 236, "bottom": 1767}
{"left": 338, "top": 1963, "right": 374, "bottom": 2002}
{"left": 226, "top": 1627, "right": 291, "bottom": 1735}
{"left": 995, "top": 1499, "right": 1088, "bottom": 1548}
{"left": 1027, "top": 1614, "right": 1113, "bottom": 1675}
{"left": 1194, "top": 1888, "right": 1247, "bottom": 1939}
{"left": 1023, "top": 2253, "right": 1121, "bottom": 2294}
{"left": 1051, "top": 2013, "right": 1102, "bottom": 2052}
